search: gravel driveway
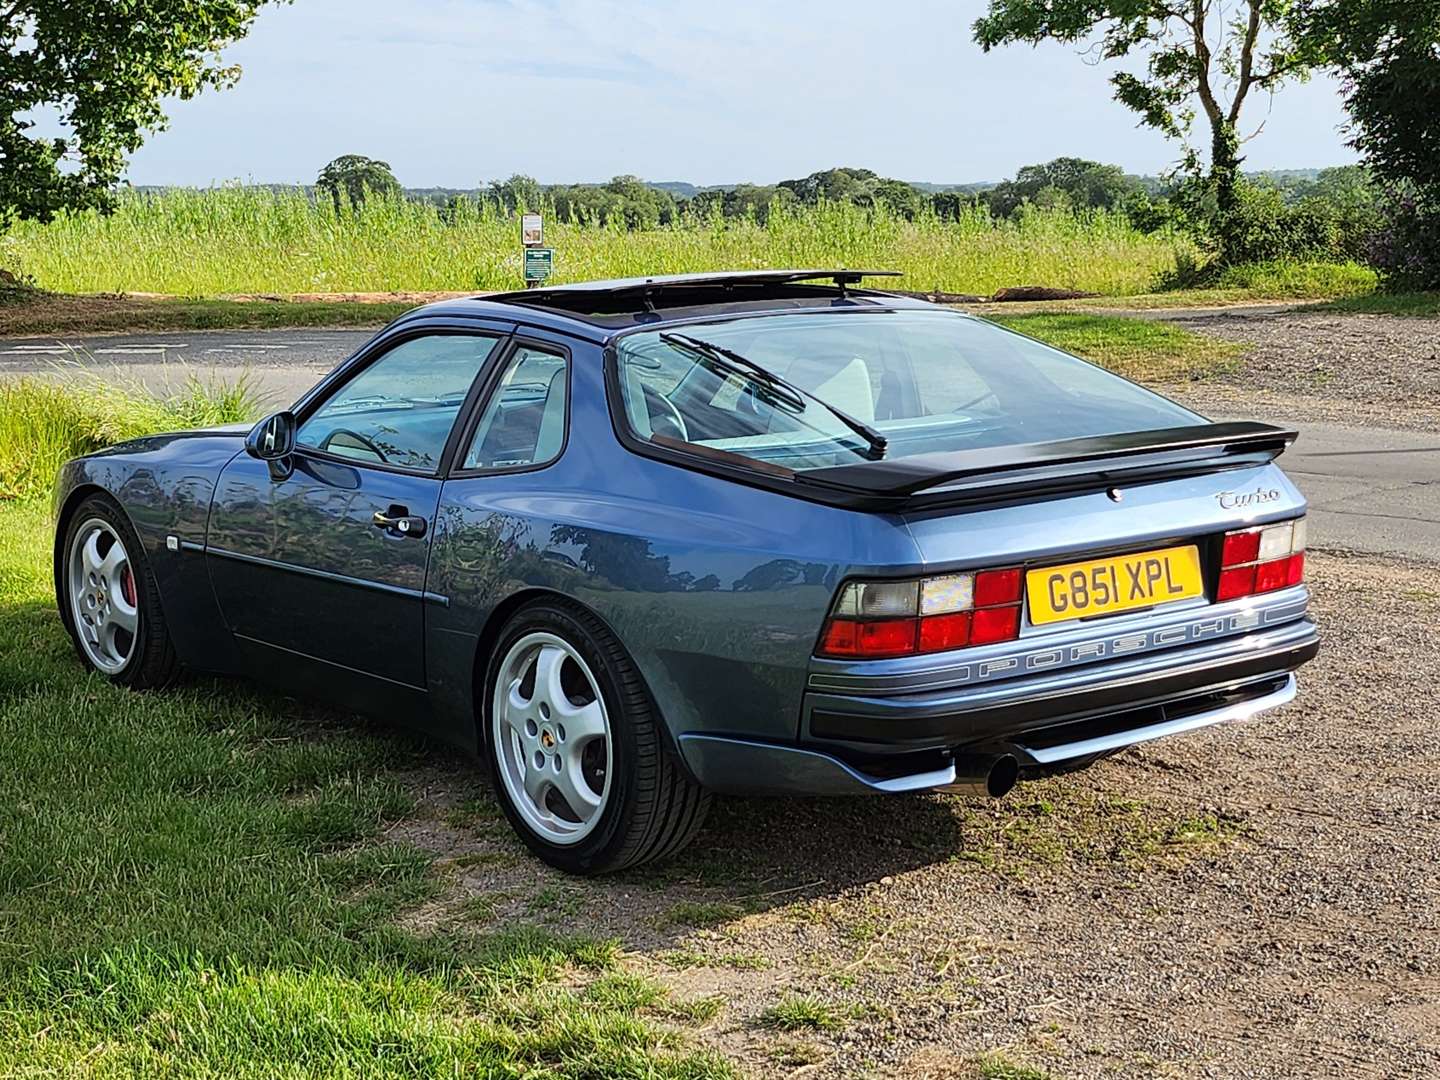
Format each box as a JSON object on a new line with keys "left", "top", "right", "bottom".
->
{"left": 391, "top": 550, "right": 1440, "bottom": 1078}
{"left": 1157, "top": 309, "right": 1440, "bottom": 430}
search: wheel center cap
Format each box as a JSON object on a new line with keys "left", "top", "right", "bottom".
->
{"left": 540, "top": 728, "right": 556, "bottom": 750}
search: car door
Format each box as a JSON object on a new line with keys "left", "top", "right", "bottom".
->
{"left": 206, "top": 327, "right": 509, "bottom": 700}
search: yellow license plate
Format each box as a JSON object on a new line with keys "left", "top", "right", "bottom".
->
{"left": 1026, "top": 545, "right": 1203, "bottom": 625}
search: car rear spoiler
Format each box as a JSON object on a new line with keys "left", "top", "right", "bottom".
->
{"left": 794, "top": 421, "right": 1299, "bottom": 505}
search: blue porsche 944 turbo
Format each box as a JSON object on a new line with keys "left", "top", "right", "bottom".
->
{"left": 53, "top": 270, "right": 1317, "bottom": 873}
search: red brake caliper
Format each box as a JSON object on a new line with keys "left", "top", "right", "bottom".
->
{"left": 121, "top": 566, "right": 137, "bottom": 607}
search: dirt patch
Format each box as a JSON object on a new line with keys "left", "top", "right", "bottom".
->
{"left": 220, "top": 290, "right": 475, "bottom": 304}
{"left": 1156, "top": 309, "right": 1440, "bottom": 431}
{"left": 0, "top": 289, "right": 417, "bottom": 337}
{"left": 387, "top": 552, "right": 1440, "bottom": 1078}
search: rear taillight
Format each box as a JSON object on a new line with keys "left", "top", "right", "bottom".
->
{"left": 1217, "top": 518, "right": 1306, "bottom": 601}
{"left": 818, "top": 567, "right": 1023, "bottom": 658}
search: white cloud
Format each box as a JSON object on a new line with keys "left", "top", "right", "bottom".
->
{"left": 125, "top": 0, "right": 1354, "bottom": 186}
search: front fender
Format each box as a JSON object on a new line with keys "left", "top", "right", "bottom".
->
{"left": 51, "top": 433, "right": 249, "bottom": 676}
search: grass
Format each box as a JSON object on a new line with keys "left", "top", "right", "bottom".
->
{"left": 1, "top": 187, "right": 1192, "bottom": 297}
{"left": 757, "top": 995, "right": 845, "bottom": 1033}
{"left": 990, "top": 312, "right": 1245, "bottom": 381}
{"left": 0, "top": 379, "right": 732, "bottom": 1077}
{"left": 1198, "top": 258, "right": 1378, "bottom": 299}
{"left": 943, "top": 787, "right": 1246, "bottom": 876}
{"left": 1011, "top": 259, "right": 1381, "bottom": 311}
{"left": 0, "top": 370, "right": 265, "bottom": 500}
{"left": 1315, "top": 290, "right": 1440, "bottom": 316}
{"left": 976, "top": 1052, "right": 1052, "bottom": 1079}
{"left": 0, "top": 286, "right": 417, "bottom": 335}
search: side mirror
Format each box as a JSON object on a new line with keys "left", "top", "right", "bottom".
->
{"left": 245, "top": 411, "right": 297, "bottom": 461}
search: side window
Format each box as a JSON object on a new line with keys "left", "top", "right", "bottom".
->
{"left": 296, "top": 334, "right": 499, "bottom": 472}
{"left": 462, "top": 344, "right": 569, "bottom": 471}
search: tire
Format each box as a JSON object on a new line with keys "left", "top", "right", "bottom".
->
{"left": 57, "top": 494, "right": 182, "bottom": 690}
{"left": 482, "top": 597, "right": 710, "bottom": 874}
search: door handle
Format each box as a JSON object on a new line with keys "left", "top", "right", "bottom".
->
{"left": 372, "top": 505, "right": 427, "bottom": 538}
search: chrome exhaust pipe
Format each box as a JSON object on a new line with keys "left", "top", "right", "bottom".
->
{"left": 939, "top": 752, "right": 1019, "bottom": 798}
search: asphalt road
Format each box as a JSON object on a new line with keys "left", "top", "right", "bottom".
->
{"left": 0, "top": 328, "right": 374, "bottom": 406}
{"left": 3, "top": 326, "right": 1434, "bottom": 563}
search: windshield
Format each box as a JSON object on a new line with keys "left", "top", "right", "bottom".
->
{"left": 614, "top": 309, "right": 1204, "bottom": 471}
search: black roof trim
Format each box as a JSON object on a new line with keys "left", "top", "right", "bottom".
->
{"left": 485, "top": 269, "right": 900, "bottom": 305}
{"left": 480, "top": 269, "right": 904, "bottom": 321}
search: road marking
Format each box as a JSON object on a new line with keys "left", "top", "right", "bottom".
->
{"left": 202, "top": 344, "right": 293, "bottom": 351}
{"left": 92, "top": 346, "right": 178, "bottom": 355}
{"left": 1301, "top": 446, "right": 1440, "bottom": 457}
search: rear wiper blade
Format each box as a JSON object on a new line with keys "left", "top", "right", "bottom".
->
{"left": 660, "top": 332, "right": 887, "bottom": 460}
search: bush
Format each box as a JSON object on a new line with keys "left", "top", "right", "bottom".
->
{"left": 1368, "top": 189, "right": 1440, "bottom": 291}
{"left": 1223, "top": 184, "right": 1341, "bottom": 264}
{"left": 1152, "top": 171, "right": 1380, "bottom": 268}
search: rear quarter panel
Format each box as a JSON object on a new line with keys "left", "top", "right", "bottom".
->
{"left": 423, "top": 342, "right": 922, "bottom": 753}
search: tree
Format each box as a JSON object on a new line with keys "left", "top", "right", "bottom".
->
{"left": 547, "top": 177, "right": 678, "bottom": 229}
{"left": 986, "top": 157, "right": 1143, "bottom": 217}
{"left": 719, "top": 184, "right": 796, "bottom": 223}
{"left": 603, "top": 175, "right": 677, "bottom": 228}
{"left": 871, "top": 177, "right": 925, "bottom": 218}
{"left": 487, "top": 173, "right": 542, "bottom": 214}
{"left": 780, "top": 167, "right": 879, "bottom": 204}
{"left": 0, "top": 0, "right": 274, "bottom": 227}
{"left": 930, "top": 190, "right": 983, "bottom": 221}
{"left": 316, "top": 155, "right": 402, "bottom": 208}
{"left": 777, "top": 167, "right": 925, "bottom": 216}
{"left": 1300, "top": 0, "right": 1440, "bottom": 195}
{"left": 1299, "top": 0, "right": 1440, "bottom": 285}
{"left": 974, "top": 0, "right": 1320, "bottom": 262}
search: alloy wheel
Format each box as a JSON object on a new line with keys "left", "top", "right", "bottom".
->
{"left": 67, "top": 517, "right": 139, "bottom": 674}
{"left": 492, "top": 631, "right": 613, "bottom": 845}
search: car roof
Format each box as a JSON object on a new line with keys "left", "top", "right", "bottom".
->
{"left": 394, "top": 269, "right": 944, "bottom": 342}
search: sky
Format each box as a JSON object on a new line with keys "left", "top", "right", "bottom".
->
{"left": 124, "top": 0, "right": 1357, "bottom": 188}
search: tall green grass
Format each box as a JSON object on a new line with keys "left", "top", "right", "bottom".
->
{"left": 0, "top": 369, "right": 263, "bottom": 501}
{"left": 1204, "top": 259, "right": 1379, "bottom": 298}
{"left": 0, "top": 186, "right": 1193, "bottom": 297}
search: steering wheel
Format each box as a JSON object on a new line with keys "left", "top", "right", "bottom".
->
{"left": 644, "top": 386, "right": 689, "bottom": 441}
{"left": 321, "top": 427, "right": 390, "bottom": 464}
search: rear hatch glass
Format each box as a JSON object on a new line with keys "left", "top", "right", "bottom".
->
{"left": 614, "top": 308, "right": 1205, "bottom": 471}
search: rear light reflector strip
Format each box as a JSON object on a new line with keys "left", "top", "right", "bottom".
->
{"left": 1218, "top": 518, "right": 1306, "bottom": 601}
{"left": 819, "top": 566, "right": 1024, "bottom": 658}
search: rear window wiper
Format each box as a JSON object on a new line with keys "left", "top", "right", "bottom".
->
{"left": 659, "top": 332, "right": 887, "bottom": 460}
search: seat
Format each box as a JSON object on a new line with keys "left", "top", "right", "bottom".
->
{"left": 532, "top": 367, "right": 567, "bottom": 463}
{"left": 812, "top": 356, "right": 875, "bottom": 422}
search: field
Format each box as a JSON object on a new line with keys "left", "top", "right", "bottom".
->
{"left": 1, "top": 188, "right": 1194, "bottom": 298}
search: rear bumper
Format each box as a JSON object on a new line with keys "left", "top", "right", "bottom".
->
{"left": 677, "top": 588, "right": 1318, "bottom": 796}
{"left": 802, "top": 615, "right": 1317, "bottom": 748}
{"left": 679, "top": 671, "right": 1301, "bottom": 796}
